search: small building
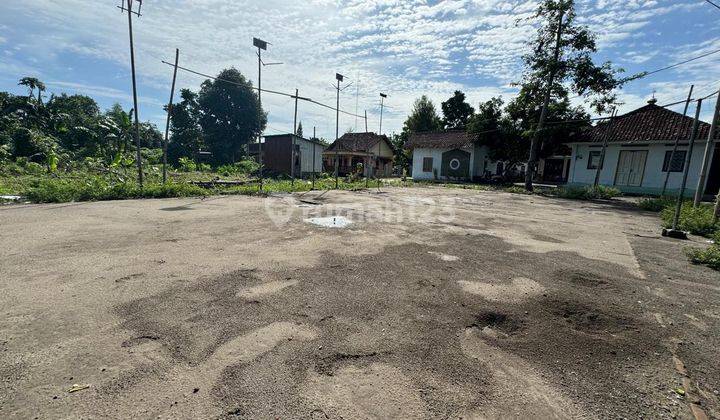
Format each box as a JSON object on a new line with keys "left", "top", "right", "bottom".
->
{"left": 566, "top": 100, "right": 720, "bottom": 197}
{"left": 323, "top": 132, "right": 395, "bottom": 177}
{"left": 406, "top": 130, "right": 504, "bottom": 181}
{"left": 248, "top": 134, "right": 325, "bottom": 177}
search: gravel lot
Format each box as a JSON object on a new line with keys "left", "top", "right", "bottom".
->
{"left": 1, "top": 186, "right": 718, "bottom": 419}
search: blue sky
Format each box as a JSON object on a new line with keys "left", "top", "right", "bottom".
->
{"left": 1, "top": 0, "right": 719, "bottom": 140}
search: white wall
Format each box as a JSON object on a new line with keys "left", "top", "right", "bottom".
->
{"left": 298, "top": 139, "right": 324, "bottom": 173}
{"left": 412, "top": 146, "right": 493, "bottom": 180}
{"left": 567, "top": 142, "right": 713, "bottom": 195}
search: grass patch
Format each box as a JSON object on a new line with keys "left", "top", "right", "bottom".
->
{"left": 686, "top": 231, "right": 720, "bottom": 271}
{"left": 551, "top": 185, "right": 621, "bottom": 200}
{"left": 660, "top": 202, "right": 719, "bottom": 237}
{"left": 637, "top": 196, "right": 676, "bottom": 212}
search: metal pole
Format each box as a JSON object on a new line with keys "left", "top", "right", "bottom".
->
{"left": 673, "top": 99, "right": 703, "bottom": 231}
{"left": 364, "top": 110, "right": 368, "bottom": 133}
{"left": 593, "top": 107, "right": 616, "bottom": 188}
{"left": 694, "top": 86, "right": 720, "bottom": 206}
{"left": 379, "top": 96, "right": 385, "bottom": 135}
{"left": 162, "top": 48, "right": 179, "bottom": 184}
{"left": 126, "top": 0, "right": 143, "bottom": 187}
{"left": 257, "top": 47, "right": 263, "bottom": 192}
{"left": 661, "top": 85, "right": 694, "bottom": 196}
{"left": 334, "top": 79, "right": 340, "bottom": 189}
{"left": 312, "top": 126, "right": 316, "bottom": 190}
{"left": 292, "top": 88, "right": 298, "bottom": 186}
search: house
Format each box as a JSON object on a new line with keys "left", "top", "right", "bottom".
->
{"left": 406, "top": 130, "right": 505, "bottom": 181}
{"left": 248, "top": 134, "right": 325, "bottom": 177}
{"left": 566, "top": 99, "right": 720, "bottom": 197}
{"left": 322, "top": 132, "right": 395, "bottom": 177}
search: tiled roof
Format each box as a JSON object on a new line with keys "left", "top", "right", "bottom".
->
{"left": 325, "top": 132, "right": 390, "bottom": 152}
{"left": 405, "top": 130, "right": 478, "bottom": 150}
{"left": 574, "top": 103, "right": 717, "bottom": 143}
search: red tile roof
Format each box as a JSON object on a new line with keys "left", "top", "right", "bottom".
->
{"left": 325, "top": 132, "right": 391, "bottom": 153}
{"left": 574, "top": 103, "right": 717, "bottom": 143}
{"left": 405, "top": 130, "right": 478, "bottom": 150}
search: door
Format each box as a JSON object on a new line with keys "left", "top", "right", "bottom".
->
{"left": 614, "top": 150, "right": 647, "bottom": 187}
{"left": 441, "top": 149, "right": 471, "bottom": 179}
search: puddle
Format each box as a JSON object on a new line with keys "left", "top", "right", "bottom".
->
{"left": 305, "top": 216, "right": 352, "bottom": 228}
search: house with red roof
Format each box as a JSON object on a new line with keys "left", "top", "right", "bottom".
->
{"left": 566, "top": 99, "right": 720, "bottom": 197}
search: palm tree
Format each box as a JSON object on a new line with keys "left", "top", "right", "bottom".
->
{"left": 18, "top": 77, "right": 46, "bottom": 103}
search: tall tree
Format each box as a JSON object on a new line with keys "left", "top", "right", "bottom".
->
{"left": 296, "top": 121, "right": 303, "bottom": 138}
{"left": 197, "top": 68, "right": 266, "bottom": 165}
{"left": 467, "top": 98, "right": 526, "bottom": 178}
{"left": 168, "top": 89, "right": 204, "bottom": 164}
{"left": 441, "top": 90, "right": 474, "bottom": 129}
{"left": 403, "top": 95, "right": 442, "bottom": 133}
{"left": 18, "top": 77, "right": 46, "bottom": 103}
{"left": 520, "top": 0, "right": 624, "bottom": 190}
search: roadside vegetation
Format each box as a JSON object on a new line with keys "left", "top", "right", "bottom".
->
{"left": 635, "top": 195, "right": 720, "bottom": 271}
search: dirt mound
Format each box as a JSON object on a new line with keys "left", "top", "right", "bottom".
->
{"left": 563, "top": 269, "right": 611, "bottom": 287}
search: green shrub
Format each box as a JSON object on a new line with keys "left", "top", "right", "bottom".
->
{"left": 503, "top": 185, "right": 531, "bottom": 194}
{"left": 553, "top": 185, "right": 621, "bottom": 200}
{"left": 638, "top": 196, "right": 675, "bottom": 212}
{"left": 178, "top": 157, "right": 196, "bottom": 172}
{"left": 661, "top": 203, "right": 718, "bottom": 237}
{"left": 686, "top": 232, "right": 720, "bottom": 270}
{"left": 216, "top": 159, "right": 260, "bottom": 177}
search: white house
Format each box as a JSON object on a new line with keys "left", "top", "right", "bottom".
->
{"left": 566, "top": 100, "right": 720, "bottom": 197}
{"left": 407, "top": 131, "right": 503, "bottom": 181}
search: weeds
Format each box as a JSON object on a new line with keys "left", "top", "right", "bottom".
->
{"left": 551, "top": 185, "right": 621, "bottom": 200}
{"left": 637, "top": 196, "right": 676, "bottom": 212}
{"left": 660, "top": 202, "right": 719, "bottom": 237}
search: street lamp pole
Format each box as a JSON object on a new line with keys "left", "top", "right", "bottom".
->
{"left": 379, "top": 93, "right": 387, "bottom": 135}
{"left": 254, "top": 37, "right": 267, "bottom": 192}
{"left": 334, "top": 73, "right": 343, "bottom": 189}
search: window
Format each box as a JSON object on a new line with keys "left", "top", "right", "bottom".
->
{"left": 449, "top": 158, "right": 461, "bottom": 170}
{"left": 422, "top": 157, "right": 433, "bottom": 172}
{"left": 587, "top": 151, "right": 603, "bottom": 170}
{"left": 662, "top": 150, "right": 686, "bottom": 172}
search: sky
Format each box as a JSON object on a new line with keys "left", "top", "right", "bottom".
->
{"left": 1, "top": 0, "right": 719, "bottom": 141}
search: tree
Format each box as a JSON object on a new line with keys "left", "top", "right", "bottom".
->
{"left": 18, "top": 77, "right": 46, "bottom": 103}
{"left": 467, "top": 98, "right": 526, "bottom": 178}
{"left": 519, "top": 0, "right": 624, "bottom": 190}
{"left": 46, "top": 94, "right": 102, "bottom": 155}
{"left": 441, "top": 91, "right": 474, "bottom": 129}
{"left": 404, "top": 95, "right": 442, "bottom": 133}
{"left": 168, "top": 89, "right": 204, "bottom": 164}
{"left": 296, "top": 121, "right": 303, "bottom": 137}
{"left": 197, "top": 68, "right": 266, "bottom": 165}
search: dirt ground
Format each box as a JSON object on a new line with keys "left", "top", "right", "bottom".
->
{"left": 1, "top": 186, "right": 718, "bottom": 419}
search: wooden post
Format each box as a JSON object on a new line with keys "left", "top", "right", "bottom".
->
{"left": 364, "top": 110, "right": 368, "bottom": 132}
{"left": 694, "top": 86, "right": 720, "bottom": 205}
{"left": 162, "top": 48, "right": 179, "bottom": 184}
{"left": 661, "top": 85, "right": 694, "bottom": 196}
{"left": 593, "top": 107, "right": 617, "bottom": 188}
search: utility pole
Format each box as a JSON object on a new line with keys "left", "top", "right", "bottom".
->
{"left": 364, "top": 110, "right": 368, "bottom": 132}
{"left": 593, "top": 107, "right": 617, "bottom": 188}
{"left": 694, "top": 86, "right": 720, "bottom": 205}
{"left": 119, "top": 0, "right": 144, "bottom": 187}
{"left": 334, "top": 73, "right": 343, "bottom": 189}
{"left": 379, "top": 93, "right": 387, "bottom": 135}
{"left": 162, "top": 48, "right": 179, "bottom": 184}
{"left": 525, "top": 8, "right": 565, "bottom": 191}
{"left": 661, "top": 85, "right": 694, "bottom": 196}
{"left": 312, "top": 126, "right": 316, "bottom": 190}
{"left": 292, "top": 88, "right": 299, "bottom": 186}
{"left": 664, "top": 99, "right": 703, "bottom": 239}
